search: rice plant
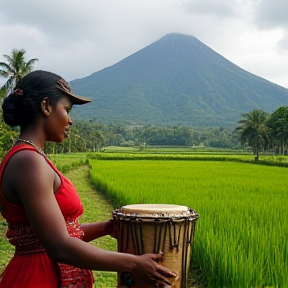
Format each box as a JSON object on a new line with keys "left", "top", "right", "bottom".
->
{"left": 89, "top": 158, "right": 288, "bottom": 288}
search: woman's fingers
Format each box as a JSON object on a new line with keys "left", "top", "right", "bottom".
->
{"left": 135, "top": 253, "right": 177, "bottom": 287}
{"left": 149, "top": 252, "right": 164, "bottom": 263}
{"left": 151, "top": 270, "right": 175, "bottom": 286}
{"left": 153, "top": 257, "right": 177, "bottom": 279}
{"left": 147, "top": 253, "right": 177, "bottom": 282}
{"left": 156, "top": 265, "right": 177, "bottom": 278}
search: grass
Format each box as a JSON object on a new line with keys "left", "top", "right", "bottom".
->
{"left": 68, "top": 165, "right": 201, "bottom": 288}
{"left": 0, "top": 220, "right": 13, "bottom": 275}
{"left": 102, "top": 146, "right": 246, "bottom": 154}
{"left": 89, "top": 158, "right": 288, "bottom": 288}
{"left": 48, "top": 153, "right": 88, "bottom": 173}
{"left": 58, "top": 165, "right": 118, "bottom": 287}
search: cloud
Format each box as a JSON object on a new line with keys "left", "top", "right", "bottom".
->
{"left": 0, "top": 1, "right": 104, "bottom": 44}
{"left": 180, "top": 0, "right": 238, "bottom": 18}
{"left": 278, "top": 32, "right": 288, "bottom": 50}
{"left": 252, "top": 0, "right": 288, "bottom": 53}
{"left": 253, "top": 0, "right": 288, "bottom": 29}
{"left": 0, "top": 0, "right": 287, "bottom": 88}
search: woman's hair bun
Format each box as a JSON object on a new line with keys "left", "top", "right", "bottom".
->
{"left": 2, "top": 90, "right": 39, "bottom": 127}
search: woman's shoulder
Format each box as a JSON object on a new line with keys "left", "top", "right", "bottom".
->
{"left": 9, "top": 146, "right": 46, "bottom": 165}
{"left": 4, "top": 146, "right": 53, "bottom": 181}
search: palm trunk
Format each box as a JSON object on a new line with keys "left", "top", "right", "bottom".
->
{"left": 255, "top": 139, "right": 259, "bottom": 161}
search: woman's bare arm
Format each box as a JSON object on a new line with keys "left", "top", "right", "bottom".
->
{"left": 80, "top": 220, "right": 115, "bottom": 242}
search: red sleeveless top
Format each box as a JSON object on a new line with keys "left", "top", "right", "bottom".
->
{"left": 0, "top": 144, "right": 94, "bottom": 288}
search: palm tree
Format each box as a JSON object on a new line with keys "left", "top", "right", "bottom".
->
{"left": 266, "top": 106, "right": 288, "bottom": 155}
{"left": 0, "top": 49, "right": 37, "bottom": 159}
{"left": 0, "top": 49, "right": 38, "bottom": 93}
{"left": 236, "top": 108, "right": 269, "bottom": 161}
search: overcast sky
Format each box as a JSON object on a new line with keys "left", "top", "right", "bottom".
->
{"left": 0, "top": 0, "right": 288, "bottom": 88}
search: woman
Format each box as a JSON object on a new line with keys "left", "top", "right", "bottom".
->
{"left": 0, "top": 70, "right": 176, "bottom": 288}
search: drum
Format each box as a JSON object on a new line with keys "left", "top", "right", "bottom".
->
{"left": 113, "top": 204, "right": 199, "bottom": 288}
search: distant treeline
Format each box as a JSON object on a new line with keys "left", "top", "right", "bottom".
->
{"left": 44, "top": 119, "right": 240, "bottom": 154}
{"left": 2, "top": 106, "right": 288, "bottom": 158}
{"left": 44, "top": 105, "right": 288, "bottom": 156}
{"left": 1, "top": 118, "right": 240, "bottom": 159}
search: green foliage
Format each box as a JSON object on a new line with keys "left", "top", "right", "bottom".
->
{"left": 0, "top": 122, "right": 18, "bottom": 160}
{"left": 0, "top": 49, "right": 38, "bottom": 92}
{"left": 46, "top": 106, "right": 287, "bottom": 155}
{"left": 0, "top": 222, "right": 14, "bottom": 274}
{"left": 236, "top": 109, "right": 269, "bottom": 160}
{"left": 0, "top": 48, "right": 38, "bottom": 160}
{"left": 265, "top": 106, "right": 288, "bottom": 154}
{"left": 66, "top": 119, "right": 240, "bottom": 152}
{"left": 47, "top": 153, "right": 88, "bottom": 173}
{"left": 2, "top": 104, "right": 288, "bottom": 164}
{"left": 0, "top": 87, "right": 7, "bottom": 100}
{"left": 52, "top": 105, "right": 288, "bottom": 157}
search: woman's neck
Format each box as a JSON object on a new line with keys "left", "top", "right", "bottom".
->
{"left": 19, "top": 128, "right": 46, "bottom": 151}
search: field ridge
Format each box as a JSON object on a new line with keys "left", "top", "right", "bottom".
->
{"left": 66, "top": 165, "right": 118, "bottom": 288}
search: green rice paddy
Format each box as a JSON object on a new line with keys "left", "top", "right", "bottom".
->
{"left": 89, "top": 157, "right": 288, "bottom": 288}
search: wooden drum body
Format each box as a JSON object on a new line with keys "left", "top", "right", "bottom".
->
{"left": 113, "top": 204, "right": 199, "bottom": 288}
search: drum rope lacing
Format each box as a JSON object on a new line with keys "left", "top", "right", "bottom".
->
{"left": 114, "top": 207, "right": 199, "bottom": 288}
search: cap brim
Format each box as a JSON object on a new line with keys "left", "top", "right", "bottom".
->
{"left": 57, "top": 87, "right": 92, "bottom": 105}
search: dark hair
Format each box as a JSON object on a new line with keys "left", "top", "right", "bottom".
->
{"left": 2, "top": 70, "right": 68, "bottom": 128}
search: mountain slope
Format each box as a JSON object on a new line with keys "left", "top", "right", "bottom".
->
{"left": 70, "top": 33, "right": 288, "bottom": 128}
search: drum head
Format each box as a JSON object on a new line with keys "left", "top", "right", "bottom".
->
{"left": 121, "top": 204, "right": 190, "bottom": 217}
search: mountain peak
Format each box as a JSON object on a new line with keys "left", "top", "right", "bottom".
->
{"left": 71, "top": 34, "right": 288, "bottom": 128}
{"left": 161, "top": 32, "right": 193, "bottom": 39}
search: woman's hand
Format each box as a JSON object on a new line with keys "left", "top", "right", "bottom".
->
{"left": 131, "top": 253, "right": 177, "bottom": 288}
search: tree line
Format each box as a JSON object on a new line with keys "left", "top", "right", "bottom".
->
{"left": 1, "top": 49, "right": 288, "bottom": 161}
{"left": 236, "top": 107, "right": 288, "bottom": 160}
{"left": 45, "top": 108, "right": 288, "bottom": 161}
{"left": 44, "top": 120, "right": 240, "bottom": 154}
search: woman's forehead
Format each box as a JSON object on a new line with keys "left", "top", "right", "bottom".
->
{"left": 57, "top": 95, "right": 73, "bottom": 106}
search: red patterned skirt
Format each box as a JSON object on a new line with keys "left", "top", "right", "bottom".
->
{"left": 0, "top": 219, "right": 94, "bottom": 288}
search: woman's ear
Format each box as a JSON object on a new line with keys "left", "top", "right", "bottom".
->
{"left": 41, "top": 98, "right": 51, "bottom": 116}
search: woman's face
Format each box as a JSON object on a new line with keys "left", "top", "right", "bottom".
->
{"left": 45, "top": 95, "right": 73, "bottom": 142}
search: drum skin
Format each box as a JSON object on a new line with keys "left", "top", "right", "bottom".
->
{"left": 113, "top": 204, "right": 199, "bottom": 288}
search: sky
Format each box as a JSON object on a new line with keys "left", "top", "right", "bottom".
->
{"left": 0, "top": 0, "right": 288, "bottom": 88}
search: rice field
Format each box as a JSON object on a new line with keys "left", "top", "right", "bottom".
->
{"left": 47, "top": 153, "right": 88, "bottom": 173}
{"left": 89, "top": 157, "right": 288, "bottom": 288}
